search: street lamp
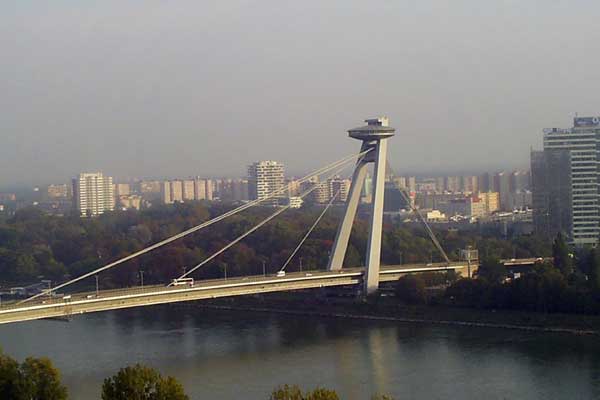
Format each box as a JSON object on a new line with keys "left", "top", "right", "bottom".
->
{"left": 223, "top": 263, "right": 228, "bottom": 280}
{"left": 95, "top": 275, "right": 99, "bottom": 297}
{"left": 299, "top": 257, "right": 303, "bottom": 273}
{"left": 262, "top": 260, "right": 266, "bottom": 277}
{"left": 140, "top": 270, "right": 145, "bottom": 288}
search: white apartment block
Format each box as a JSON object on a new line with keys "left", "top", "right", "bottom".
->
{"left": 73, "top": 172, "right": 114, "bottom": 217}
{"left": 248, "top": 161, "right": 285, "bottom": 206}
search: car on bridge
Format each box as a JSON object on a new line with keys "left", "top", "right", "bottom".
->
{"left": 170, "top": 278, "right": 194, "bottom": 287}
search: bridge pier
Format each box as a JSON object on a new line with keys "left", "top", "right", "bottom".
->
{"left": 327, "top": 117, "right": 395, "bottom": 296}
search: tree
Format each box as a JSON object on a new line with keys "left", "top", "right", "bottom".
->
{"left": 270, "top": 385, "right": 304, "bottom": 400}
{"left": 0, "top": 351, "right": 21, "bottom": 400}
{"left": 102, "top": 364, "right": 188, "bottom": 400}
{"left": 588, "top": 248, "right": 600, "bottom": 291}
{"left": 305, "top": 387, "right": 340, "bottom": 400}
{"left": 476, "top": 256, "right": 506, "bottom": 284}
{"left": 552, "top": 233, "right": 573, "bottom": 277}
{"left": 0, "top": 351, "right": 67, "bottom": 400}
{"left": 395, "top": 275, "right": 427, "bottom": 305}
{"left": 270, "top": 385, "right": 339, "bottom": 400}
{"left": 20, "top": 357, "right": 68, "bottom": 400}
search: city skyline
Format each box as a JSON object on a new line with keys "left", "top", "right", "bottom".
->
{"left": 3, "top": 2, "right": 600, "bottom": 186}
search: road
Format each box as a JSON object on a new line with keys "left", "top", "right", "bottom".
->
{"left": 0, "top": 262, "right": 470, "bottom": 324}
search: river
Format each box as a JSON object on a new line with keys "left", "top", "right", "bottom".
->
{"left": 0, "top": 305, "right": 599, "bottom": 399}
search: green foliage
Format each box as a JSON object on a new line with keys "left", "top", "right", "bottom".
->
{"left": 395, "top": 275, "right": 427, "bottom": 305}
{"left": 270, "top": 385, "right": 339, "bottom": 400}
{"left": 270, "top": 384, "right": 303, "bottom": 400}
{"left": 0, "top": 351, "right": 67, "bottom": 400}
{"left": 588, "top": 248, "right": 600, "bottom": 291}
{"left": 101, "top": 364, "right": 188, "bottom": 400}
{"left": 552, "top": 233, "right": 573, "bottom": 277}
{"left": 0, "top": 351, "right": 21, "bottom": 400}
{"left": 445, "top": 261, "right": 593, "bottom": 313}
{"left": 0, "top": 201, "right": 553, "bottom": 294}
{"left": 305, "top": 387, "right": 340, "bottom": 400}
{"left": 20, "top": 357, "right": 68, "bottom": 400}
{"left": 476, "top": 256, "right": 506, "bottom": 284}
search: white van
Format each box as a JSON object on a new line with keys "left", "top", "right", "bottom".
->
{"left": 171, "top": 278, "right": 194, "bottom": 287}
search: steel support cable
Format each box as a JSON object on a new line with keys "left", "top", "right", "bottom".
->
{"left": 385, "top": 156, "right": 450, "bottom": 264}
{"left": 174, "top": 162, "right": 355, "bottom": 282}
{"left": 398, "top": 188, "right": 450, "bottom": 264}
{"left": 279, "top": 187, "right": 342, "bottom": 273}
{"left": 20, "top": 149, "right": 373, "bottom": 305}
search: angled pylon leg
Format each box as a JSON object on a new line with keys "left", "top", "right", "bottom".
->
{"left": 327, "top": 148, "right": 369, "bottom": 271}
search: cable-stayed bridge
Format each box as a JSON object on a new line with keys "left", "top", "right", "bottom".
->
{"left": 0, "top": 117, "right": 538, "bottom": 325}
{"left": 0, "top": 263, "right": 471, "bottom": 324}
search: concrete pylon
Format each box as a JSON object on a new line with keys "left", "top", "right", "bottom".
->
{"left": 327, "top": 117, "right": 395, "bottom": 295}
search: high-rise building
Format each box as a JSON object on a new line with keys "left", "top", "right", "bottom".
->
{"left": 407, "top": 176, "right": 416, "bottom": 193}
{"left": 445, "top": 176, "right": 461, "bottom": 193}
{"left": 493, "top": 171, "right": 512, "bottom": 210}
{"left": 47, "top": 184, "right": 69, "bottom": 199}
{"left": 170, "top": 180, "right": 183, "bottom": 203}
{"left": 511, "top": 170, "right": 530, "bottom": 193}
{"left": 479, "top": 172, "right": 492, "bottom": 192}
{"left": 461, "top": 176, "right": 479, "bottom": 193}
{"left": 532, "top": 116, "right": 600, "bottom": 245}
{"left": 477, "top": 191, "right": 500, "bottom": 214}
{"left": 531, "top": 150, "right": 572, "bottom": 239}
{"left": 194, "top": 178, "right": 209, "bottom": 200}
{"left": 362, "top": 173, "right": 373, "bottom": 204}
{"left": 72, "top": 172, "right": 114, "bottom": 217}
{"left": 114, "top": 183, "right": 131, "bottom": 198}
{"left": 307, "top": 176, "right": 329, "bottom": 204}
{"left": 140, "top": 180, "right": 161, "bottom": 202}
{"left": 248, "top": 161, "right": 285, "bottom": 206}
{"left": 161, "top": 181, "right": 172, "bottom": 204}
{"left": 232, "top": 179, "right": 249, "bottom": 201}
{"left": 435, "top": 177, "right": 445, "bottom": 193}
{"left": 182, "top": 180, "right": 195, "bottom": 201}
{"left": 328, "top": 176, "right": 351, "bottom": 203}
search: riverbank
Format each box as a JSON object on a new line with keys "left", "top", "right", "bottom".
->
{"left": 192, "top": 294, "right": 600, "bottom": 336}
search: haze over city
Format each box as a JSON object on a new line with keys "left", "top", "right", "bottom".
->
{"left": 2, "top": 0, "right": 600, "bottom": 187}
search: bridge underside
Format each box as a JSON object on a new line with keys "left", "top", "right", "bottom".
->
{"left": 0, "top": 263, "right": 470, "bottom": 325}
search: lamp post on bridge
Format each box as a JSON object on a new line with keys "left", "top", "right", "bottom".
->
{"left": 223, "top": 262, "right": 228, "bottom": 280}
{"left": 299, "top": 257, "right": 303, "bottom": 273}
{"left": 262, "top": 260, "right": 266, "bottom": 277}
{"left": 140, "top": 270, "right": 144, "bottom": 288}
{"left": 95, "top": 275, "right": 99, "bottom": 297}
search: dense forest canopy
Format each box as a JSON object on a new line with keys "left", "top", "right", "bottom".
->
{"left": 0, "top": 202, "right": 551, "bottom": 289}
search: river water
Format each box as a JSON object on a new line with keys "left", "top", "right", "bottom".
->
{"left": 0, "top": 305, "right": 599, "bottom": 399}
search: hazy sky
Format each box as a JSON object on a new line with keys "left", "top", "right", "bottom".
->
{"left": 2, "top": 0, "right": 600, "bottom": 186}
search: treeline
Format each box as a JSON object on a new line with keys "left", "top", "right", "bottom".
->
{"left": 396, "top": 234, "right": 600, "bottom": 315}
{"left": 0, "top": 202, "right": 550, "bottom": 289}
{"left": 0, "top": 352, "right": 391, "bottom": 400}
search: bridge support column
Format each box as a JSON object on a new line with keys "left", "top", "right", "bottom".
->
{"left": 364, "top": 137, "right": 388, "bottom": 295}
{"left": 327, "top": 143, "right": 369, "bottom": 271}
{"left": 327, "top": 117, "right": 395, "bottom": 296}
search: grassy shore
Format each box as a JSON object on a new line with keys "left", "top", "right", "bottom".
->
{"left": 193, "top": 293, "right": 600, "bottom": 336}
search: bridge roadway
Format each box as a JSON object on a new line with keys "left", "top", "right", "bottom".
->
{"left": 0, "top": 262, "right": 469, "bottom": 325}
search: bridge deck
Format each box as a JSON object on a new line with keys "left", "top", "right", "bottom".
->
{"left": 0, "top": 263, "right": 469, "bottom": 325}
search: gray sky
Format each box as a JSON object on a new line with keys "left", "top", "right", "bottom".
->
{"left": 2, "top": 0, "right": 600, "bottom": 186}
